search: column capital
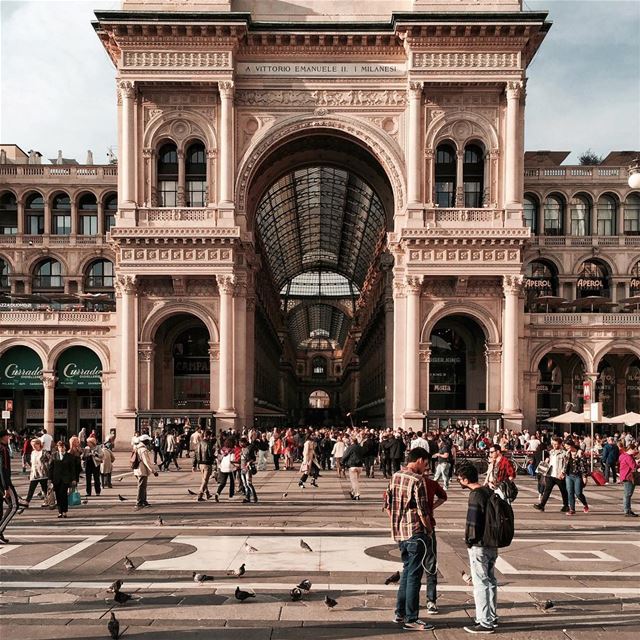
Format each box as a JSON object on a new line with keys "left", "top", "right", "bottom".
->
{"left": 503, "top": 274, "right": 524, "bottom": 296}
{"left": 138, "top": 344, "right": 154, "bottom": 362}
{"left": 419, "top": 348, "right": 431, "bottom": 364}
{"left": 142, "top": 147, "right": 154, "bottom": 158}
{"left": 116, "top": 274, "right": 137, "bottom": 295}
{"left": 408, "top": 81, "right": 424, "bottom": 98}
{"left": 208, "top": 345, "right": 220, "bottom": 361}
{"left": 219, "top": 80, "right": 234, "bottom": 99}
{"left": 207, "top": 149, "right": 217, "bottom": 160}
{"left": 41, "top": 373, "right": 57, "bottom": 389}
{"left": 405, "top": 275, "right": 423, "bottom": 294}
{"left": 485, "top": 343, "right": 503, "bottom": 364}
{"left": 217, "top": 274, "right": 235, "bottom": 294}
{"left": 425, "top": 148, "right": 435, "bottom": 159}
{"left": 117, "top": 80, "right": 136, "bottom": 99}
{"left": 506, "top": 80, "right": 524, "bottom": 100}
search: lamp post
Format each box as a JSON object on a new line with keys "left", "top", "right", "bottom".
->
{"left": 628, "top": 157, "right": 640, "bottom": 189}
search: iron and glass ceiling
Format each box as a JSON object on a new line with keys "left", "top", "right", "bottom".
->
{"left": 255, "top": 166, "right": 386, "bottom": 349}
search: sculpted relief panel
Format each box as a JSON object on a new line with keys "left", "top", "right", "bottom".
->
{"left": 235, "top": 89, "right": 407, "bottom": 107}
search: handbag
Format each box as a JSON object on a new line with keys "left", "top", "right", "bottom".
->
{"left": 535, "top": 460, "right": 551, "bottom": 476}
{"left": 249, "top": 462, "right": 257, "bottom": 475}
{"left": 633, "top": 471, "right": 640, "bottom": 486}
{"left": 45, "top": 486, "right": 57, "bottom": 508}
{"left": 68, "top": 489, "right": 81, "bottom": 507}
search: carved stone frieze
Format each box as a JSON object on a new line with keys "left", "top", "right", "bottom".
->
{"left": 407, "top": 246, "right": 522, "bottom": 265}
{"left": 120, "top": 246, "right": 234, "bottom": 266}
{"left": 123, "top": 51, "right": 231, "bottom": 69}
{"left": 414, "top": 52, "right": 520, "bottom": 70}
{"left": 235, "top": 89, "right": 407, "bottom": 107}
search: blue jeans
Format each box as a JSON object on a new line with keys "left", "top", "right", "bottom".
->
{"left": 565, "top": 474, "right": 587, "bottom": 511}
{"left": 424, "top": 530, "right": 438, "bottom": 604}
{"left": 395, "top": 532, "right": 429, "bottom": 622}
{"left": 623, "top": 480, "right": 635, "bottom": 513}
{"left": 468, "top": 545, "right": 498, "bottom": 628}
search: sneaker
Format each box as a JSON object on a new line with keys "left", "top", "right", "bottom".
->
{"left": 403, "top": 619, "right": 435, "bottom": 631}
{"left": 583, "top": 506, "right": 590, "bottom": 513}
{"left": 354, "top": 496, "right": 360, "bottom": 501}
{"left": 134, "top": 505, "right": 144, "bottom": 511}
{"left": 464, "top": 623, "right": 495, "bottom": 634}
{"left": 214, "top": 494, "right": 220, "bottom": 503}
{"left": 566, "top": 509, "right": 575, "bottom": 516}
{"left": 426, "top": 601, "right": 438, "bottom": 615}
{"left": 625, "top": 511, "right": 638, "bottom": 517}
{"left": 560, "top": 506, "right": 570, "bottom": 512}
{"left": 475, "top": 619, "right": 498, "bottom": 629}
{"left": 196, "top": 497, "right": 205, "bottom": 502}
{"left": 0, "top": 534, "right": 9, "bottom": 545}
{"left": 532, "top": 503, "right": 544, "bottom": 512}
{"left": 299, "top": 482, "right": 305, "bottom": 489}
{"left": 393, "top": 615, "right": 404, "bottom": 624}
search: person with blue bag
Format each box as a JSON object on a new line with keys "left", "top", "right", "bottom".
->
{"left": 49, "top": 441, "right": 76, "bottom": 518}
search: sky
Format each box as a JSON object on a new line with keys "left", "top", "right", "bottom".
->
{"left": 0, "top": 0, "right": 638, "bottom": 165}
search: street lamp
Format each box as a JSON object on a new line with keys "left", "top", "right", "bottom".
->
{"left": 628, "top": 157, "right": 640, "bottom": 189}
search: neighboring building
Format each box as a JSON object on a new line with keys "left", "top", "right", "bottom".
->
{"left": 0, "top": 0, "right": 637, "bottom": 444}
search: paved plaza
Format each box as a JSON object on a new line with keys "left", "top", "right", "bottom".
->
{"left": 1, "top": 460, "right": 639, "bottom": 639}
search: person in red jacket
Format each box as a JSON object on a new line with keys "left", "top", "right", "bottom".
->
{"left": 484, "top": 444, "right": 516, "bottom": 489}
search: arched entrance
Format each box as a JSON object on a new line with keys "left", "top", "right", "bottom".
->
{"left": 246, "top": 132, "right": 394, "bottom": 426}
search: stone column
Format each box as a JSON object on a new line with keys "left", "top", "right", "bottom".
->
{"left": 505, "top": 81, "right": 523, "bottom": 206}
{"left": 455, "top": 150, "right": 465, "bottom": 207}
{"left": 424, "top": 150, "right": 435, "bottom": 207}
{"left": 118, "top": 80, "right": 136, "bottom": 206}
{"left": 245, "top": 292, "right": 256, "bottom": 428}
{"left": 219, "top": 81, "right": 234, "bottom": 205}
{"left": 142, "top": 148, "right": 153, "bottom": 208}
{"left": 485, "top": 343, "right": 503, "bottom": 412}
{"left": 118, "top": 275, "right": 137, "bottom": 412}
{"left": 17, "top": 199, "right": 24, "bottom": 235}
{"left": 137, "top": 342, "right": 154, "bottom": 411}
{"left": 405, "top": 276, "right": 422, "bottom": 413}
{"left": 233, "top": 279, "right": 248, "bottom": 423}
{"left": 488, "top": 149, "right": 499, "bottom": 208}
{"left": 217, "top": 274, "right": 235, "bottom": 412}
{"left": 97, "top": 200, "right": 105, "bottom": 236}
{"left": 419, "top": 347, "right": 431, "bottom": 412}
{"left": 42, "top": 372, "right": 56, "bottom": 435}
{"left": 392, "top": 274, "right": 407, "bottom": 428}
{"left": 407, "top": 81, "right": 423, "bottom": 205}
{"left": 380, "top": 253, "right": 395, "bottom": 426}
{"left": 177, "top": 150, "right": 186, "bottom": 207}
{"left": 70, "top": 200, "right": 78, "bottom": 238}
{"left": 206, "top": 150, "right": 216, "bottom": 207}
{"left": 209, "top": 343, "right": 220, "bottom": 416}
{"left": 44, "top": 199, "right": 51, "bottom": 237}
{"left": 502, "top": 275, "right": 522, "bottom": 413}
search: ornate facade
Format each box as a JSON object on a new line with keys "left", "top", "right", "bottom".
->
{"left": 1, "top": 1, "right": 638, "bottom": 443}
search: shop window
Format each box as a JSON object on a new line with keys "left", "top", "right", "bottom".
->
{"left": 577, "top": 260, "right": 610, "bottom": 300}
{"left": 524, "top": 260, "right": 558, "bottom": 311}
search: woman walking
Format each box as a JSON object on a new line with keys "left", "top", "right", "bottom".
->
{"left": 49, "top": 441, "right": 76, "bottom": 518}
{"left": 83, "top": 437, "right": 103, "bottom": 496}
{"left": 100, "top": 443, "right": 115, "bottom": 489}
{"left": 25, "top": 439, "right": 50, "bottom": 506}
{"left": 214, "top": 438, "right": 237, "bottom": 502}
{"left": 619, "top": 442, "right": 639, "bottom": 517}
{"left": 239, "top": 437, "right": 258, "bottom": 503}
{"left": 564, "top": 439, "right": 589, "bottom": 515}
{"left": 298, "top": 435, "right": 318, "bottom": 489}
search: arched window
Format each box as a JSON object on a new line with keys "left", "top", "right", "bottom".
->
{"left": 577, "top": 259, "right": 610, "bottom": 300}
{"left": 624, "top": 193, "right": 640, "bottom": 235}
{"left": 543, "top": 194, "right": 564, "bottom": 235}
{"left": 33, "top": 259, "right": 63, "bottom": 290}
{"left": 596, "top": 194, "right": 617, "bottom": 236}
{"left": 435, "top": 143, "right": 456, "bottom": 208}
{"left": 0, "top": 258, "right": 9, "bottom": 290}
{"left": 524, "top": 260, "right": 558, "bottom": 311}
{"left": 463, "top": 143, "right": 484, "bottom": 208}
{"left": 309, "top": 390, "right": 330, "bottom": 409}
{"left": 51, "top": 193, "right": 71, "bottom": 235}
{"left": 157, "top": 143, "right": 178, "bottom": 207}
{"left": 85, "top": 260, "right": 114, "bottom": 289}
{"left": 25, "top": 192, "right": 44, "bottom": 235}
{"left": 569, "top": 194, "right": 590, "bottom": 236}
{"left": 78, "top": 193, "right": 98, "bottom": 236}
{"left": 185, "top": 141, "right": 206, "bottom": 206}
{"left": 0, "top": 193, "right": 17, "bottom": 235}
{"left": 104, "top": 193, "right": 117, "bottom": 232}
{"left": 523, "top": 194, "right": 538, "bottom": 233}
{"left": 312, "top": 356, "right": 327, "bottom": 377}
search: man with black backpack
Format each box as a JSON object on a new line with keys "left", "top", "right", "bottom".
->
{"left": 456, "top": 460, "right": 515, "bottom": 634}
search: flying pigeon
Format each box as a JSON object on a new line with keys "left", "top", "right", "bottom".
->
{"left": 297, "top": 579, "right": 312, "bottom": 591}
{"left": 124, "top": 556, "right": 135, "bottom": 571}
{"left": 235, "top": 586, "right": 256, "bottom": 602}
{"left": 108, "top": 579, "right": 123, "bottom": 593}
{"left": 300, "top": 539, "right": 313, "bottom": 552}
{"left": 324, "top": 595, "right": 338, "bottom": 609}
{"left": 385, "top": 571, "right": 400, "bottom": 585}
{"left": 114, "top": 590, "right": 132, "bottom": 604}
{"left": 107, "top": 611, "right": 120, "bottom": 639}
{"left": 290, "top": 587, "right": 303, "bottom": 601}
{"left": 118, "top": 495, "right": 127, "bottom": 502}
{"left": 193, "top": 572, "right": 213, "bottom": 583}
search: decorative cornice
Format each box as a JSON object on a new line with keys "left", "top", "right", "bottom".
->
{"left": 123, "top": 51, "right": 231, "bottom": 69}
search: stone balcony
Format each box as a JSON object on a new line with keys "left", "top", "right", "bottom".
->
{"left": 136, "top": 207, "right": 220, "bottom": 227}
{"left": 0, "top": 234, "right": 109, "bottom": 247}
{"left": 523, "top": 165, "right": 628, "bottom": 183}
{"left": 0, "top": 164, "right": 117, "bottom": 183}
{"left": 0, "top": 310, "right": 115, "bottom": 327}
{"left": 526, "top": 312, "right": 640, "bottom": 326}
{"left": 527, "top": 235, "right": 640, "bottom": 247}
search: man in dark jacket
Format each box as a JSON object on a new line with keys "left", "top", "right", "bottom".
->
{"left": 381, "top": 434, "right": 394, "bottom": 478}
{"left": 362, "top": 431, "right": 379, "bottom": 478}
{"left": 49, "top": 440, "right": 76, "bottom": 518}
{"left": 390, "top": 434, "right": 406, "bottom": 473}
{"left": 0, "top": 430, "right": 19, "bottom": 543}
{"left": 601, "top": 436, "right": 619, "bottom": 483}
{"left": 342, "top": 437, "right": 365, "bottom": 500}
{"left": 192, "top": 430, "right": 216, "bottom": 501}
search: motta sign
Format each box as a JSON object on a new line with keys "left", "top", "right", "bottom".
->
{"left": 524, "top": 278, "right": 553, "bottom": 290}
{"left": 237, "top": 62, "right": 406, "bottom": 77}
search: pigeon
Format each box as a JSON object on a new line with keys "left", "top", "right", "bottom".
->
{"left": 235, "top": 586, "right": 256, "bottom": 602}
{"left": 282, "top": 492, "right": 288, "bottom": 499}
{"left": 114, "top": 590, "right": 132, "bottom": 604}
{"left": 108, "top": 579, "right": 123, "bottom": 593}
{"left": 461, "top": 571, "right": 472, "bottom": 585}
{"left": 82, "top": 499, "right": 89, "bottom": 505}
{"left": 118, "top": 477, "right": 124, "bottom": 482}
{"left": 193, "top": 572, "right": 213, "bottom": 583}
{"left": 234, "top": 563, "right": 246, "bottom": 577}
{"left": 300, "top": 539, "right": 313, "bottom": 552}
{"left": 124, "top": 556, "right": 135, "bottom": 571}
{"left": 536, "top": 599, "right": 555, "bottom": 611}
{"left": 107, "top": 611, "right": 120, "bottom": 639}
{"left": 324, "top": 595, "right": 338, "bottom": 609}
{"left": 155, "top": 516, "right": 164, "bottom": 526}
{"left": 384, "top": 571, "right": 400, "bottom": 585}
{"left": 244, "top": 542, "right": 258, "bottom": 553}
{"left": 297, "top": 579, "right": 312, "bottom": 591}
{"left": 118, "top": 495, "right": 127, "bottom": 502}
{"left": 290, "top": 587, "right": 303, "bottom": 601}
{"left": 187, "top": 489, "right": 197, "bottom": 496}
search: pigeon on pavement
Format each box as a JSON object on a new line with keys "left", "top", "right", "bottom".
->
{"left": 536, "top": 599, "right": 555, "bottom": 611}
{"left": 297, "top": 579, "right": 312, "bottom": 591}
{"left": 114, "top": 590, "right": 132, "bottom": 604}
{"left": 461, "top": 571, "right": 472, "bottom": 585}
{"left": 282, "top": 492, "right": 288, "bottom": 499}
{"left": 324, "top": 595, "right": 338, "bottom": 609}
{"left": 108, "top": 579, "right": 123, "bottom": 593}
{"left": 107, "top": 611, "right": 120, "bottom": 639}
{"left": 155, "top": 516, "right": 164, "bottom": 526}
{"left": 234, "top": 563, "right": 246, "bottom": 577}
{"left": 235, "top": 586, "right": 256, "bottom": 602}
{"left": 193, "top": 572, "right": 213, "bottom": 583}
{"left": 290, "top": 587, "right": 302, "bottom": 601}
{"left": 118, "top": 495, "right": 127, "bottom": 502}
{"left": 124, "top": 556, "right": 135, "bottom": 571}
{"left": 187, "top": 489, "right": 196, "bottom": 496}
{"left": 300, "top": 539, "right": 313, "bottom": 552}
{"left": 385, "top": 571, "right": 400, "bottom": 585}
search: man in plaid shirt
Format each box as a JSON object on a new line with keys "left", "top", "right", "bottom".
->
{"left": 385, "top": 447, "right": 435, "bottom": 631}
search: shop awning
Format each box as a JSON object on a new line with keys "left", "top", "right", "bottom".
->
{"left": 0, "top": 346, "right": 44, "bottom": 389}
{"left": 56, "top": 346, "right": 102, "bottom": 388}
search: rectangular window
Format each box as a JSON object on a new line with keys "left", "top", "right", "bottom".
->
{"left": 570, "top": 209, "right": 588, "bottom": 236}
{"left": 435, "top": 181, "right": 454, "bottom": 208}
{"left": 624, "top": 213, "right": 640, "bottom": 234}
{"left": 26, "top": 214, "right": 44, "bottom": 235}
{"left": 159, "top": 180, "right": 178, "bottom": 207}
{"left": 105, "top": 214, "right": 116, "bottom": 232}
{"left": 80, "top": 215, "right": 98, "bottom": 235}
{"left": 52, "top": 214, "right": 71, "bottom": 235}
{"left": 186, "top": 180, "right": 207, "bottom": 206}
{"left": 597, "top": 214, "right": 613, "bottom": 236}
{"left": 464, "top": 181, "right": 482, "bottom": 208}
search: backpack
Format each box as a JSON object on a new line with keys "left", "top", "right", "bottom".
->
{"left": 483, "top": 488, "right": 515, "bottom": 548}
{"left": 130, "top": 448, "right": 140, "bottom": 470}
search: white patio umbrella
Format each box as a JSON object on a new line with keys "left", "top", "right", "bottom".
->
{"left": 546, "top": 411, "right": 589, "bottom": 423}
{"left": 608, "top": 411, "right": 640, "bottom": 426}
